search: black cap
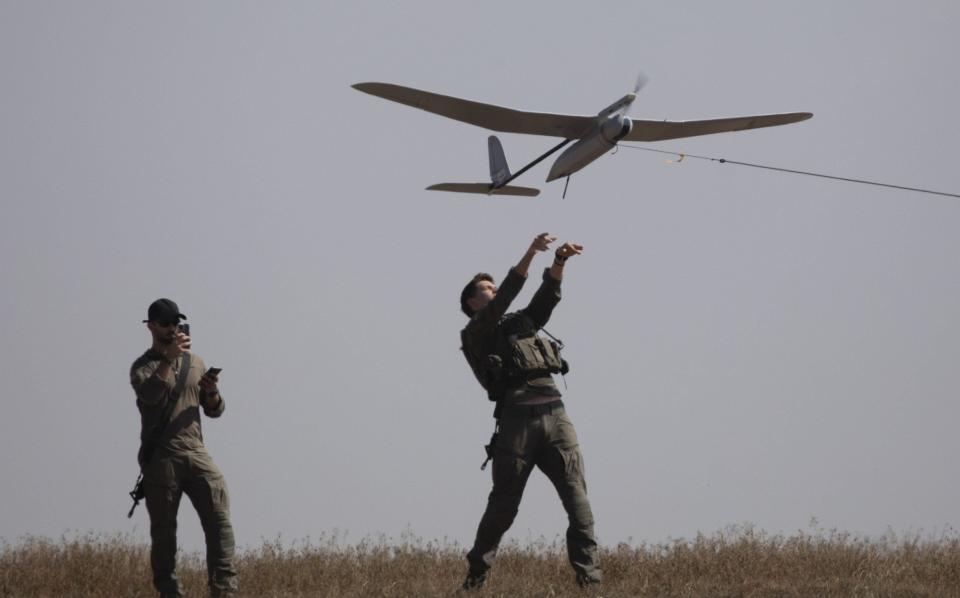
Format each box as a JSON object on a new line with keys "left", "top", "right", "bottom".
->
{"left": 143, "top": 298, "right": 187, "bottom": 323}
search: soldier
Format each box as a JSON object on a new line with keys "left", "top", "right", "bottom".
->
{"left": 458, "top": 233, "right": 602, "bottom": 591}
{"left": 130, "top": 298, "right": 238, "bottom": 597}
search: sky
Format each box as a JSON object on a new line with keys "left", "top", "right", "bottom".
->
{"left": 2, "top": 1, "right": 959, "bottom": 553}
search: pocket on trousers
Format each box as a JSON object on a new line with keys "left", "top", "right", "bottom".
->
{"left": 558, "top": 445, "right": 587, "bottom": 491}
{"left": 553, "top": 413, "right": 581, "bottom": 449}
{"left": 204, "top": 475, "right": 230, "bottom": 513}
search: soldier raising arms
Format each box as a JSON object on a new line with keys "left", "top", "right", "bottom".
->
{"left": 458, "top": 233, "right": 602, "bottom": 591}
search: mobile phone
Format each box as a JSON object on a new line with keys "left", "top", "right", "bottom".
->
{"left": 177, "top": 323, "right": 190, "bottom": 336}
{"left": 205, "top": 367, "right": 222, "bottom": 377}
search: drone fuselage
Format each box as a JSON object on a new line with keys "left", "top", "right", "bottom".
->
{"left": 546, "top": 115, "right": 632, "bottom": 182}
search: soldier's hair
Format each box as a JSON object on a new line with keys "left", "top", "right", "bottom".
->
{"left": 460, "top": 272, "right": 494, "bottom": 317}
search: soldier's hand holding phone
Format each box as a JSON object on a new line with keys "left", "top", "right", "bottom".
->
{"left": 163, "top": 324, "right": 191, "bottom": 362}
{"left": 200, "top": 367, "right": 221, "bottom": 394}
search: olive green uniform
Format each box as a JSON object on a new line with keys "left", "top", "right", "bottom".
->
{"left": 461, "top": 268, "right": 601, "bottom": 586}
{"left": 130, "top": 349, "right": 238, "bottom": 597}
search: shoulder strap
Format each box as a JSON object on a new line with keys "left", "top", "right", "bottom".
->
{"left": 140, "top": 353, "right": 192, "bottom": 466}
{"left": 539, "top": 326, "right": 564, "bottom": 349}
{"left": 158, "top": 353, "right": 192, "bottom": 435}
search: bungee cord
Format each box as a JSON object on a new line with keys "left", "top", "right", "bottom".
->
{"left": 618, "top": 143, "right": 960, "bottom": 199}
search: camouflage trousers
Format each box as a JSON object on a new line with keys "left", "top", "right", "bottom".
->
{"left": 467, "top": 401, "right": 602, "bottom": 584}
{"left": 142, "top": 449, "right": 238, "bottom": 597}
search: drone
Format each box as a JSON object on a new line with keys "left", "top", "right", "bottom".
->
{"left": 352, "top": 78, "right": 812, "bottom": 197}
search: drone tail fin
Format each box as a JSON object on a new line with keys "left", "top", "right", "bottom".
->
{"left": 424, "top": 136, "right": 539, "bottom": 196}
{"left": 488, "top": 136, "right": 511, "bottom": 187}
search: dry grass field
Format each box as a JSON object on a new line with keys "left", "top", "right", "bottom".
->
{"left": 2, "top": 526, "right": 959, "bottom": 597}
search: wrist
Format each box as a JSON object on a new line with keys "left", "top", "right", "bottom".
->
{"left": 553, "top": 252, "right": 568, "bottom": 264}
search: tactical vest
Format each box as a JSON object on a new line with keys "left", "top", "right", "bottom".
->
{"left": 462, "top": 313, "right": 568, "bottom": 402}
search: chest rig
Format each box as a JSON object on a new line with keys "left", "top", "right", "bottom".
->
{"left": 463, "top": 313, "right": 569, "bottom": 403}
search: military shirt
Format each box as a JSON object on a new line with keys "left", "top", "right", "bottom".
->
{"left": 461, "top": 266, "right": 563, "bottom": 403}
{"left": 130, "top": 349, "right": 224, "bottom": 458}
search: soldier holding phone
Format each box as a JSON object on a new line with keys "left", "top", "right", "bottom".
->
{"left": 129, "top": 298, "right": 238, "bottom": 597}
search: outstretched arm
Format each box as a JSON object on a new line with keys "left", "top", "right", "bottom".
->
{"left": 514, "top": 232, "right": 556, "bottom": 277}
{"left": 468, "top": 233, "right": 557, "bottom": 330}
{"left": 524, "top": 241, "right": 584, "bottom": 327}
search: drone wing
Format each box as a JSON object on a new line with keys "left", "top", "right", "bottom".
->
{"left": 353, "top": 82, "right": 594, "bottom": 138}
{"left": 624, "top": 112, "right": 812, "bottom": 142}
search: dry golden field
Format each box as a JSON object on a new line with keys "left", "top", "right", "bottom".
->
{"left": 2, "top": 526, "right": 959, "bottom": 597}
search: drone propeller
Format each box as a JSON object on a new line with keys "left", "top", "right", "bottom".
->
{"left": 614, "top": 71, "right": 649, "bottom": 118}
{"left": 633, "top": 71, "right": 649, "bottom": 95}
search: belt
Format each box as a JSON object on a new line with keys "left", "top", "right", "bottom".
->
{"left": 500, "top": 399, "right": 564, "bottom": 418}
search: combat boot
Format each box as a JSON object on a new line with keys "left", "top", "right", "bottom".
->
{"left": 457, "top": 572, "right": 486, "bottom": 593}
{"left": 576, "top": 573, "right": 603, "bottom": 595}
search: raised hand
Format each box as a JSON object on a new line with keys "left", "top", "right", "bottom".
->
{"left": 554, "top": 242, "right": 584, "bottom": 261}
{"left": 529, "top": 232, "right": 557, "bottom": 253}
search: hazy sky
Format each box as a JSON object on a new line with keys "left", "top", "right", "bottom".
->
{"left": 2, "top": 1, "right": 959, "bottom": 553}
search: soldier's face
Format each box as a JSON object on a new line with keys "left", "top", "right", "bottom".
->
{"left": 468, "top": 280, "right": 497, "bottom": 313}
{"left": 147, "top": 321, "right": 178, "bottom": 345}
